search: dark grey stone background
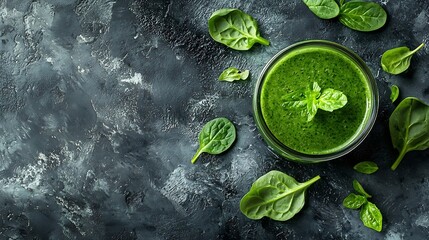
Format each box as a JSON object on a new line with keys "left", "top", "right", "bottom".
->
{"left": 0, "top": 0, "right": 428, "bottom": 239}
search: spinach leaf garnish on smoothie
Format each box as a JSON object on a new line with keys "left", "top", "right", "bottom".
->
{"left": 282, "top": 82, "right": 347, "bottom": 122}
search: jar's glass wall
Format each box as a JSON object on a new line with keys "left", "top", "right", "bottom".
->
{"left": 253, "top": 40, "right": 379, "bottom": 163}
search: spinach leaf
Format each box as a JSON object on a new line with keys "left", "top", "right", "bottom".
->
{"left": 390, "top": 85, "right": 399, "bottom": 103}
{"left": 302, "top": 0, "right": 340, "bottom": 19}
{"left": 389, "top": 97, "right": 429, "bottom": 170}
{"left": 282, "top": 82, "right": 347, "bottom": 122}
{"left": 353, "top": 161, "right": 379, "bottom": 174}
{"left": 360, "top": 202, "right": 383, "bottom": 232}
{"left": 208, "top": 9, "right": 269, "bottom": 51}
{"left": 282, "top": 92, "right": 307, "bottom": 110}
{"left": 343, "top": 193, "right": 368, "bottom": 209}
{"left": 353, "top": 180, "right": 372, "bottom": 198}
{"left": 219, "top": 67, "right": 249, "bottom": 82}
{"left": 240, "top": 170, "right": 320, "bottom": 221}
{"left": 381, "top": 43, "right": 425, "bottom": 75}
{"left": 305, "top": 82, "right": 321, "bottom": 121}
{"left": 339, "top": 2, "right": 387, "bottom": 32}
{"left": 317, "top": 88, "right": 348, "bottom": 111}
{"left": 191, "top": 117, "right": 236, "bottom": 164}
{"left": 344, "top": 180, "right": 383, "bottom": 232}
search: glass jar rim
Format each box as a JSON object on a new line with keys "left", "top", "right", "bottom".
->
{"left": 253, "top": 40, "right": 379, "bottom": 163}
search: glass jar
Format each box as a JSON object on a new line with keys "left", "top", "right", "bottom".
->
{"left": 253, "top": 40, "right": 379, "bottom": 163}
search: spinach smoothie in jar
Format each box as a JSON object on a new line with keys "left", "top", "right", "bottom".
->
{"left": 253, "top": 40, "right": 378, "bottom": 162}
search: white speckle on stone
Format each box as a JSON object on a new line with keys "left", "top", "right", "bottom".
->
{"left": 110, "top": 57, "right": 123, "bottom": 70}
{"left": 0, "top": 152, "right": 60, "bottom": 193}
{"left": 55, "top": 196, "right": 94, "bottom": 236}
{"left": 38, "top": 152, "right": 48, "bottom": 161}
{"left": 121, "top": 72, "right": 143, "bottom": 85}
{"left": 78, "top": 65, "right": 89, "bottom": 74}
{"left": 161, "top": 166, "right": 207, "bottom": 215}
{"left": 414, "top": 11, "right": 428, "bottom": 32}
{"left": 415, "top": 214, "right": 429, "bottom": 228}
{"left": 93, "top": 178, "right": 110, "bottom": 194}
{"left": 385, "top": 229, "right": 404, "bottom": 240}
{"left": 42, "top": 114, "right": 60, "bottom": 131}
{"left": 161, "top": 167, "right": 191, "bottom": 205}
{"left": 24, "top": 2, "right": 54, "bottom": 30}
{"left": 380, "top": 0, "right": 390, "bottom": 5}
{"left": 187, "top": 93, "right": 220, "bottom": 122}
{"left": 95, "top": 51, "right": 124, "bottom": 72}
{"left": 230, "top": 151, "right": 258, "bottom": 183}
{"left": 161, "top": 106, "right": 179, "bottom": 131}
{"left": 77, "top": 34, "right": 95, "bottom": 44}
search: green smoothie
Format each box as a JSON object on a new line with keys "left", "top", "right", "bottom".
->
{"left": 260, "top": 46, "right": 372, "bottom": 155}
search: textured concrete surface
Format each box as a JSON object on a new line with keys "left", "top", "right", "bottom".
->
{"left": 0, "top": 0, "right": 428, "bottom": 239}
